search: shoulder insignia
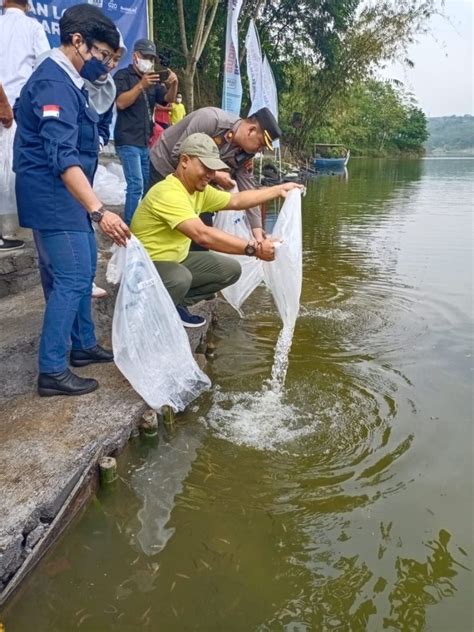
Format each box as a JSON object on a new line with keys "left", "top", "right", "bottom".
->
{"left": 42, "top": 105, "right": 60, "bottom": 118}
{"left": 243, "top": 158, "right": 254, "bottom": 172}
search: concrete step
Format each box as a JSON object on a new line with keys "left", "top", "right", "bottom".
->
{"left": 0, "top": 241, "right": 40, "bottom": 298}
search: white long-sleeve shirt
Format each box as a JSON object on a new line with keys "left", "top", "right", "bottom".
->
{"left": 0, "top": 7, "right": 50, "bottom": 106}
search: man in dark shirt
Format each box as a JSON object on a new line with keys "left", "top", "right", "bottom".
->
{"left": 114, "top": 38, "right": 178, "bottom": 224}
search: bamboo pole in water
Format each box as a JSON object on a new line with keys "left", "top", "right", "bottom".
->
{"left": 99, "top": 456, "right": 118, "bottom": 486}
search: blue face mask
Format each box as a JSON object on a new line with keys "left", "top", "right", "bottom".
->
{"left": 80, "top": 57, "right": 110, "bottom": 83}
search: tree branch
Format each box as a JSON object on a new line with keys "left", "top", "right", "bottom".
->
{"left": 176, "top": 0, "right": 189, "bottom": 58}
{"left": 196, "top": 0, "right": 220, "bottom": 60}
{"left": 190, "top": 0, "right": 208, "bottom": 68}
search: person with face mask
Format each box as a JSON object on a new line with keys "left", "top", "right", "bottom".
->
{"left": 32, "top": 33, "right": 127, "bottom": 301}
{"left": 0, "top": 0, "right": 50, "bottom": 252}
{"left": 170, "top": 92, "right": 186, "bottom": 125}
{"left": 13, "top": 4, "right": 131, "bottom": 397}
{"left": 113, "top": 38, "right": 178, "bottom": 225}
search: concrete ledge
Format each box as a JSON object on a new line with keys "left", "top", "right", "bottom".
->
{"left": 0, "top": 241, "right": 40, "bottom": 298}
{"left": 0, "top": 232, "right": 215, "bottom": 604}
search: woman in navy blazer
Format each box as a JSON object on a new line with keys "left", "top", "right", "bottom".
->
{"left": 14, "top": 4, "right": 130, "bottom": 397}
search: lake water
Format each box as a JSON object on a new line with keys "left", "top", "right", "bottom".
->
{"left": 2, "top": 158, "right": 473, "bottom": 631}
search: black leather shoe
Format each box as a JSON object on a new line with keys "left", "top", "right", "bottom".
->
{"left": 70, "top": 345, "right": 114, "bottom": 367}
{"left": 38, "top": 369, "right": 98, "bottom": 397}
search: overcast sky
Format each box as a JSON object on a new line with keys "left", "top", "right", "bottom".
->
{"left": 379, "top": 0, "right": 473, "bottom": 117}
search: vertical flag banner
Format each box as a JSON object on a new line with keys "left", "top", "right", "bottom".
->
{"left": 245, "top": 19, "right": 263, "bottom": 115}
{"left": 261, "top": 54, "right": 280, "bottom": 148}
{"left": 26, "top": 0, "right": 148, "bottom": 68}
{"left": 222, "top": 0, "right": 243, "bottom": 115}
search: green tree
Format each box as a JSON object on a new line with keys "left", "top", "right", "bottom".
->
{"left": 176, "top": 0, "right": 220, "bottom": 112}
{"left": 395, "top": 107, "right": 428, "bottom": 152}
{"left": 153, "top": 0, "right": 438, "bottom": 155}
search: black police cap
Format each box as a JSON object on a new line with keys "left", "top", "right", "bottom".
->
{"left": 251, "top": 107, "right": 282, "bottom": 149}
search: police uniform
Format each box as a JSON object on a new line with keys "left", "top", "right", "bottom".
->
{"left": 149, "top": 106, "right": 282, "bottom": 230}
{"left": 13, "top": 49, "right": 100, "bottom": 374}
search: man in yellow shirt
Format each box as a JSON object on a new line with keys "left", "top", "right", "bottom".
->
{"left": 170, "top": 92, "right": 186, "bottom": 124}
{"left": 131, "top": 133, "right": 301, "bottom": 327}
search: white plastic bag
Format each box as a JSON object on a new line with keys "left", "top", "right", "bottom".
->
{"left": 0, "top": 123, "right": 17, "bottom": 216}
{"left": 213, "top": 207, "right": 264, "bottom": 313}
{"left": 262, "top": 189, "right": 303, "bottom": 388}
{"left": 107, "top": 236, "right": 211, "bottom": 411}
{"left": 263, "top": 189, "right": 303, "bottom": 327}
{"left": 213, "top": 189, "right": 303, "bottom": 324}
{"left": 93, "top": 162, "right": 126, "bottom": 206}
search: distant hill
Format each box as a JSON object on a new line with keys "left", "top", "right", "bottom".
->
{"left": 426, "top": 115, "right": 474, "bottom": 155}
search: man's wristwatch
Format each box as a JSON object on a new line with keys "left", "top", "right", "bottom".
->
{"left": 90, "top": 206, "right": 105, "bottom": 223}
{"left": 244, "top": 241, "right": 257, "bottom": 257}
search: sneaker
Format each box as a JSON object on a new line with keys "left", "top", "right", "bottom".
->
{"left": 177, "top": 305, "right": 206, "bottom": 328}
{"left": 0, "top": 236, "right": 25, "bottom": 252}
{"left": 92, "top": 282, "right": 107, "bottom": 299}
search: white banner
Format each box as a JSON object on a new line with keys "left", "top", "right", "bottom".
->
{"left": 245, "top": 19, "right": 263, "bottom": 114}
{"left": 261, "top": 55, "right": 280, "bottom": 148}
{"left": 221, "top": 0, "right": 243, "bottom": 115}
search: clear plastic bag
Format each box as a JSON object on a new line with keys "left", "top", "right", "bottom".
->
{"left": 93, "top": 162, "right": 126, "bottom": 206}
{"left": 263, "top": 189, "right": 303, "bottom": 328}
{"left": 0, "top": 123, "right": 17, "bottom": 216}
{"left": 107, "top": 236, "right": 211, "bottom": 411}
{"left": 213, "top": 208, "right": 264, "bottom": 314}
{"left": 262, "top": 189, "right": 303, "bottom": 388}
{"left": 213, "top": 189, "right": 303, "bottom": 324}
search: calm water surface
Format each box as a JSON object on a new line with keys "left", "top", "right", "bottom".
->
{"left": 2, "top": 158, "right": 473, "bottom": 631}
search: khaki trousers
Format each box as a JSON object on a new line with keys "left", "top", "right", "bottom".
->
{"left": 153, "top": 251, "right": 241, "bottom": 306}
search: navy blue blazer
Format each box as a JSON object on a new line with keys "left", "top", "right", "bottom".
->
{"left": 13, "top": 58, "right": 99, "bottom": 231}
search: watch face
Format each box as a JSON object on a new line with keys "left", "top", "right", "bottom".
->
{"left": 245, "top": 243, "right": 257, "bottom": 256}
{"left": 91, "top": 211, "right": 103, "bottom": 223}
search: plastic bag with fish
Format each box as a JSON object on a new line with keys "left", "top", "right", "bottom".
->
{"left": 0, "top": 123, "right": 17, "bottom": 216}
{"left": 93, "top": 163, "right": 125, "bottom": 206}
{"left": 213, "top": 204, "right": 264, "bottom": 315}
{"left": 262, "top": 188, "right": 303, "bottom": 328}
{"left": 214, "top": 188, "right": 303, "bottom": 325}
{"left": 107, "top": 236, "right": 211, "bottom": 411}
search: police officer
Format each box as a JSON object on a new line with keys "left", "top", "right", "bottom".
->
{"left": 13, "top": 4, "right": 130, "bottom": 397}
{"left": 148, "top": 106, "right": 282, "bottom": 243}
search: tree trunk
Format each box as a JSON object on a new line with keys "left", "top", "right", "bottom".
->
{"left": 176, "top": 0, "right": 219, "bottom": 114}
{"left": 183, "top": 70, "right": 195, "bottom": 113}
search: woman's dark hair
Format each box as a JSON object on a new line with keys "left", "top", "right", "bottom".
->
{"left": 59, "top": 4, "right": 120, "bottom": 50}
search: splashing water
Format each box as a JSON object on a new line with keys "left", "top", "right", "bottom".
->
{"left": 206, "top": 385, "right": 317, "bottom": 451}
{"left": 206, "top": 318, "right": 309, "bottom": 450}
{"left": 207, "top": 190, "right": 304, "bottom": 449}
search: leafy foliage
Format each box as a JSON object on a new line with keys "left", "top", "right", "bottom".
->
{"left": 152, "top": 0, "right": 440, "bottom": 155}
{"left": 307, "top": 79, "right": 428, "bottom": 155}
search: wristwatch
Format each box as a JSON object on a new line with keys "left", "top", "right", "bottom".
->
{"left": 90, "top": 206, "right": 105, "bottom": 223}
{"left": 244, "top": 241, "right": 257, "bottom": 257}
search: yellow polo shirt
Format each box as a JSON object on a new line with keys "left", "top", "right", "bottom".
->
{"left": 131, "top": 174, "right": 231, "bottom": 263}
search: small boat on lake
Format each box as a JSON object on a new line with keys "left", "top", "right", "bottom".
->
{"left": 314, "top": 144, "right": 350, "bottom": 171}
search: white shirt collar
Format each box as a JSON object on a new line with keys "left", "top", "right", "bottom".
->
{"left": 50, "top": 48, "right": 84, "bottom": 90}
{"left": 5, "top": 7, "right": 25, "bottom": 14}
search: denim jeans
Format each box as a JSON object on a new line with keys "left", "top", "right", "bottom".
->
{"left": 116, "top": 145, "right": 150, "bottom": 225}
{"left": 34, "top": 229, "right": 97, "bottom": 373}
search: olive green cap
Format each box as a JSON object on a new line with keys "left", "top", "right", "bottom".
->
{"left": 178, "top": 133, "right": 229, "bottom": 170}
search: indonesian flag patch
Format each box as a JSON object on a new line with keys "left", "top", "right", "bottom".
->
{"left": 42, "top": 105, "right": 60, "bottom": 118}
